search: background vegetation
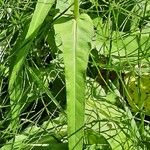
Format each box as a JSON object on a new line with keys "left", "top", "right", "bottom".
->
{"left": 0, "top": 0, "right": 150, "bottom": 149}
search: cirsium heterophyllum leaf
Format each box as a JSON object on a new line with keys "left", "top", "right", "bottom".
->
{"left": 55, "top": 14, "right": 94, "bottom": 149}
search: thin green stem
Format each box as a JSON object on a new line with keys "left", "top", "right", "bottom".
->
{"left": 74, "top": 0, "right": 79, "bottom": 19}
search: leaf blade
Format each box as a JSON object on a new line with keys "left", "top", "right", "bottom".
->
{"left": 8, "top": 0, "right": 55, "bottom": 132}
{"left": 55, "top": 14, "right": 94, "bottom": 149}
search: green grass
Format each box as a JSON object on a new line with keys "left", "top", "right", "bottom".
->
{"left": 0, "top": 0, "right": 150, "bottom": 149}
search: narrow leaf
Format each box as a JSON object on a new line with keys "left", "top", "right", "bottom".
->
{"left": 8, "top": 0, "right": 55, "bottom": 131}
{"left": 9, "top": 0, "right": 55, "bottom": 91}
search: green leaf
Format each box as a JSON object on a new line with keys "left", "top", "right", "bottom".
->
{"left": 0, "top": 122, "right": 67, "bottom": 150}
{"left": 93, "top": 27, "right": 150, "bottom": 70}
{"left": 8, "top": 0, "right": 55, "bottom": 132}
{"left": 54, "top": 14, "right": 94, "bottom": 149}
{"left": 86, "top": 99, "right": 141, "bottom": 150}
{"left": 9, "top": 0, "right": 55, "bottom": 92}
{"left": 85, "top": 129, "right": 112, "bottom": 150}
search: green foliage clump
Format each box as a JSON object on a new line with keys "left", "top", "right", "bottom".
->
{"left": 126, "top": 73, "right": 150, "bottom": 114}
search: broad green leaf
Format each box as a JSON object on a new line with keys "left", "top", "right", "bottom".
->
{"left": 56, "top": 0, "right": 72, "bottom": 15}
{"left": 54, "top": 14, "right": 94, "bottom": 149}
{"left": 0, "top": 134, "right": 27, "bottom": 150}
{"left": 8, "top": 0, "right": 55, "bottom": 131}
{"left": 85, "top": 98, "right": 141, "bottom": 150}
{"left": 0, "top": 122, "right": 67, "bottom": 150}
{"left": 85, "top": 129, "right": 112, "bottom": 150}
{"left": 93, "top": 27, "right": 150, "bottom": 69}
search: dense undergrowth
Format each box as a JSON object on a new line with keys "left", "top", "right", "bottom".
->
{"left": 0, "top": 0, "right": 150, "bottom": 149}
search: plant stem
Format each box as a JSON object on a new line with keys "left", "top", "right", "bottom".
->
{"left": 74, "top": 0, "right": 79, "bottom": 19}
